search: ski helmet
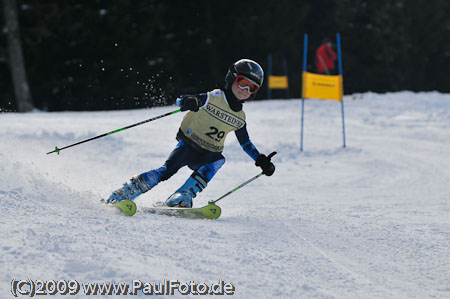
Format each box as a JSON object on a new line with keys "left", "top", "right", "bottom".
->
{"left": 225, "top": 59, "right": 264, "bottom": 98}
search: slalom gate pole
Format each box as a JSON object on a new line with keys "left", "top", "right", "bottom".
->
{"left": 46, "top": 109, "right": 181, "bottom": 155}
{"left": 336, "top": 32, "right": 346, "bottom": 148}
{"left": 209, "top": 151, "right": 277, "bottom": 205}
{"left": 300, "top": 33, "right": 308, "bottom": 152}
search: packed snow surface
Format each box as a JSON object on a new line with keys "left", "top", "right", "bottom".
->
{"left": 1, "top": 91, "right": 450, "bottom": 298}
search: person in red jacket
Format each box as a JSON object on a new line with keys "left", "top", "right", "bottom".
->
{"left": 315, "top": 38, "right": 337, "bottom": 75}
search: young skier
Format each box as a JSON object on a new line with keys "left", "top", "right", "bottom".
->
{"left": 105, "top": 59, "right": 276, "bottom": 207}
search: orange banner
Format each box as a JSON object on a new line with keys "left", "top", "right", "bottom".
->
{"left": 268, "top": 75, "right": 289, "bottom": 89}
{"left": 302, "top": 72, "right": 343, "bottom": 101}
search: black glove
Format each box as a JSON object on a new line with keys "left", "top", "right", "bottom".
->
{"left": 179, "top": 95, "right": 200, "bottom": 112}
{"left": 255, "top": 151, "right": 276, "bottom": 176}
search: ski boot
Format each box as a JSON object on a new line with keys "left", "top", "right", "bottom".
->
{"left": 105, "top": 175, "right": 151, "bottom": 203}
{"left": 166, "top": 172, "right": 207, "bottom": 208}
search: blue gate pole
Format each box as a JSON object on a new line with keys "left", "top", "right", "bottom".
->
{"left": 301, "top": 33, "right": 308, "bottom": 152}
{"left": 283, "top": 56, "right": 289, "bottom": 98}
{"left": 336, "top": 33, "right": 346, "bottom": 148}
{"left": 267, "top": 54, "right": 272, "bottom": 100}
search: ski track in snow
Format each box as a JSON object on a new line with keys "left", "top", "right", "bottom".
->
{"left": 1, "top": 91, "right": 450, "bottom": 298}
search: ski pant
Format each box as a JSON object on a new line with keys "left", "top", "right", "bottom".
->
{"left": 140, "top": 139, "right": 225, "bottom": 190}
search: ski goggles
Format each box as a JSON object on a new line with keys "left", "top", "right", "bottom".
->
{"left": 235, "top": 75, "right": 260, "bottom": 94}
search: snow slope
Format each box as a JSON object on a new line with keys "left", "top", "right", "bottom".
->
{"left": 1, "top": 91, "right": 450, "bottom": 298}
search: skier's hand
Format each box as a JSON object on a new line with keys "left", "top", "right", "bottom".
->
{"left": 255, "top": 151, "right": 276, "bottom": 176}
{"left": 178, "top": 95, "right": 200, "bottom": 112}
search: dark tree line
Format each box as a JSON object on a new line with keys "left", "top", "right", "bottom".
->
{"left": 1, "top": 0, "right": 450, "bottom": 112}
{"left": 2, "top": 0, "right": 32, "bottom": 111}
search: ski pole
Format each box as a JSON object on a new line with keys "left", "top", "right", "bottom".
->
{"left": 209, "top": 151, "right": 276, "bottom": 204}
{"left": 209, "top": 173, "right": 264, "bottom": 205}
{"left": 47, "top": 109, "right": 181, "bottom": 155}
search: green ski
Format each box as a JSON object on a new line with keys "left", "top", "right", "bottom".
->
{"left": 115, "top": 200, "right": 137, "bottom": 216}
{"left": 141, "top": 203, "right": 221, "bottom": 220}
{"left": 101, "top": 199, "right": 137, "bottom": 216}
